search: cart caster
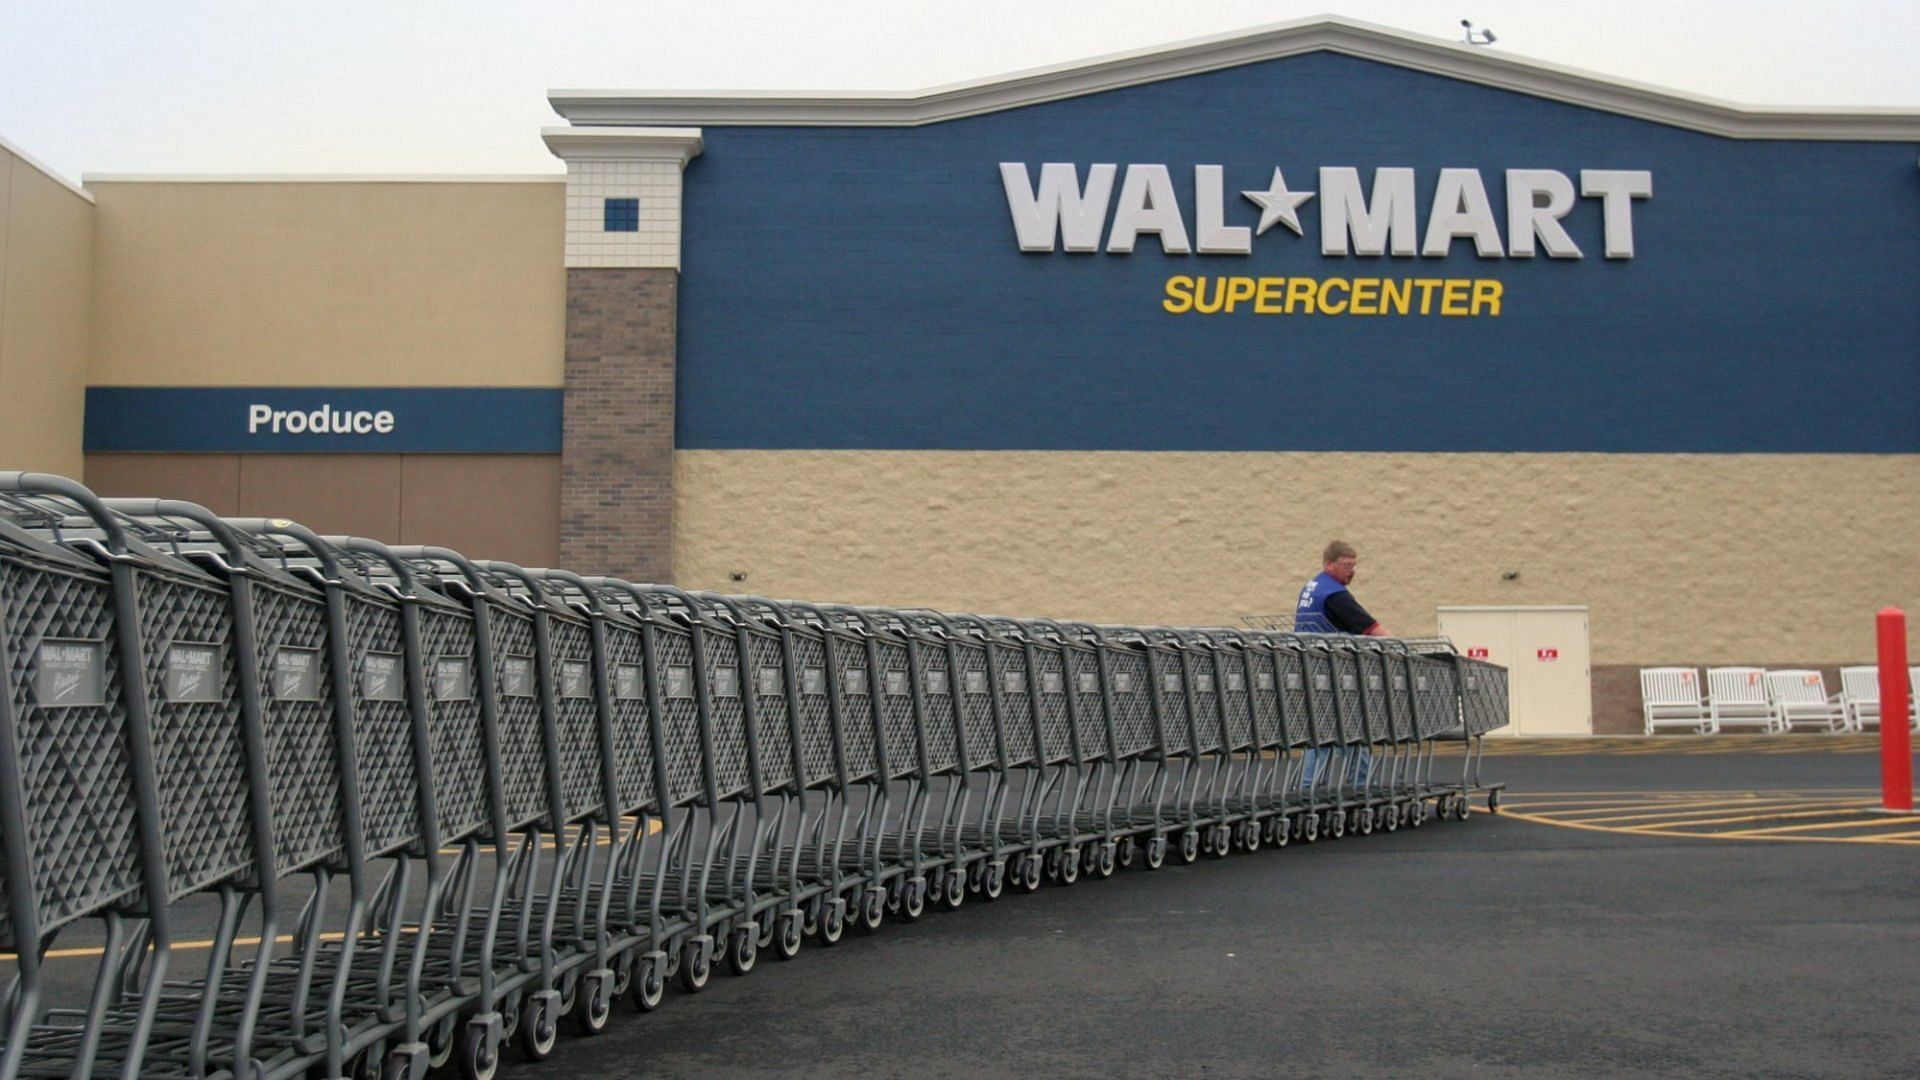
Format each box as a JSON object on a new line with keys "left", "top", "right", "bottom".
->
{"left": 1097, "top": 842, "right": 1117, "bottom": 878}
{"left": 1302, "top": 814, "right": 1319, "bottom": 843}
{"left": 499, "top": 990, "right": 522, "bottom": 1040}
{"left": 1082, "top": 844, "right": 1100, "bottom": 875}
{"left": 859, "top": 887, "right": 886, "bottom": 931}
{"left": 1243, "top": 822, "right": 1262, "bottom": 853}
{"left": 630, "top": 952, "right": 666, "bottom": 1011}
{"left": 756, "top": 912, "right": 778, "bottom": 950}
{"left": 1145, "top": 835, "right": 1168, "bottom": 870}
{"left": 1456, "top": 796, "right": 1472, "bottom": 821}
{"left": 982, "top": 860, "right": 1006, "bottom": 900}
{"left": 1488, "top": 790, "right": 1502, "bottom": 814}
{"left": 818, "top": 899, "right": 846, "bottom": 946}
{"left": 1115, "top": 838, "right": 1136, "bottom": 870}
{"left": 1272, "top": 817, "right": 1290, "bottom": 848}
{"left": 425, "top": 1016, "right": 457, "bottom": 1070}
{"left": 944, "top": 867, "right": 967, "bottom": 907}
{"left": 1383, "top": 806, "right": 1399, "bottom": 833}
{"left": 1058, "top": 848, "right": 1080, "bottom": 885}
{"left": 1328, "top": 811, "right": 1346, "bottom": 840}
{"left": 515, "top": 990, "right": 559, "bottom": 1062}
{"left": 678, "top": 936, "right": 713, "bottom": 993}
{"left": 557, "top": 969, "right": 580, "bottom": 1018}
{"left": 457, "top": 1020, "right": 500, "bottom": 1080}
{"left": 609, "top": 953, "right": 634, "bottom": 1000}
{"left": 1178, "top": 830, "right": 1201, "bottom": 864}
{"left": 727, "top": 925, "right": 758, "bottom": 976}
{"left": 1411, "top": 802, "right": 1426, "bottom": 827}
{"left": 1358, "top": 809, "right": 1374, "bottom": 836}
{"left": 1213, "top": 825, "right": 1233, "bottom": 857}
{"left": 899, "top": 876, "right": 927, "bottom": 921}
{"left": 1043, "top": 850, "right": 1062, "bottom": 881}
{"left": 574, "top": 971, "right": 613, "bottom": 1036}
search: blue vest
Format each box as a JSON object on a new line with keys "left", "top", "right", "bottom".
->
{"left": 1295, "top": 571, "right": 1347, "bottom": 634}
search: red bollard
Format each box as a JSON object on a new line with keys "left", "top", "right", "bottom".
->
{"left": 1877, "top": 607, "right": 1912, "bottom": 812}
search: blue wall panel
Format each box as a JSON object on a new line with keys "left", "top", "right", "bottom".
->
{"left": 675, "top": 51, "right": 1920, "bottom": 452}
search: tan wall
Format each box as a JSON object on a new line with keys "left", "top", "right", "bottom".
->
{"left": 85, "top": 453, "right": 561, "bottom": 567}
{"left": 87, "top": 179, "right": 565, "bottom": 388}
{"left": 674, "top": 450, "right": 1920, "bottom": 666}
{"left": 0, "top": 144, "right": 92, "bottom": 475}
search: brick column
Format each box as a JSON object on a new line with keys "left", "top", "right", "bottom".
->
{"left": 543, "top": 126, "right": 703, "bottom": 581}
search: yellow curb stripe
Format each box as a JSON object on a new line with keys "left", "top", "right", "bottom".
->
{"left": 1575, "top": 801, "right": 1880, "bottom": 827}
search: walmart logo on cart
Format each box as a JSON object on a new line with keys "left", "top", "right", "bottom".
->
{"left": 999, "top": 164, "right": 1652, "bottom": 258}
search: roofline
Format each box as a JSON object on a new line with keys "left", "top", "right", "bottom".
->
{"left": 0, "top": 134, "right": 94, "bottom": 203}
{"left": 549, "top": 15, "right": 1920, "bottom": 141}
{"left": 81, "top": 174, "right": 564, "bottom": 184}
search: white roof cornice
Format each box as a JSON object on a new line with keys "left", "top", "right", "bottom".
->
{"left": 549, "top": 15, "right": 1920, "bottom": 141}
{"left": 541, "top": 126, "right": 704, "bottom": 165}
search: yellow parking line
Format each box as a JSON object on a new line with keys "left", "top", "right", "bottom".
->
{"left": 1716, "top": 816, "right": 1920, "bottom": 838}
{"left": 1577, "top": 801, "right": 1879, "bottom": 827}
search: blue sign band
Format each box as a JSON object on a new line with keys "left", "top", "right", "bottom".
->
{"left": 84, "top": 387, "right": 563, "bottom": 454}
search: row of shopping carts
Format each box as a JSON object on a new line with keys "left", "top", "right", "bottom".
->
{"left": 0, "top": 471, "right": 1507, "bottom": 1079}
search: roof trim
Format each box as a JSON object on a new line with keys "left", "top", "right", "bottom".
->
{"left": 549, "top": 15, "right": 1920, "bottom": 141}
{"left": 540, "top": 126, "right": 705, "bottom": 165}
{"left": 81, "top": 173, "right": 565, "bottom": 184}
{"left": 0, "top": 135, "right": 94, "bottom": 203}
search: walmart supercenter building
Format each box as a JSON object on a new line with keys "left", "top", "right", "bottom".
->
{"left": 2, "top": 19, "right": 1916, "bottom": 734}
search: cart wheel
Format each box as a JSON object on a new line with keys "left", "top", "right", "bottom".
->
{"left": 1488, "top": 790, "right": 1502, "bottom": 814}
{"left": 1358, "top": 810, "right": 1374, "bottom": 836}
{"left": 1302, "top": 814, "right": 1319, "bottom": 843}
{"left": 1411, "top": 802, "right": 1426, "bottom": 827}
{"left": 1115, "top": 839, "right": 1136, "bottom": 870}
{"left": 1059, "top": 849, "right": 1080, "bottom": 885}
{"left": 802, "top": 901, "right": 821, "bottom": 938}
{"left": 1383, "top": 807, "right": 1399, "bottom": 833}
{"left": 427, "top": 1016, "right": 457, "bottom": 1070}
{"left": 727, "top": 926, "right": 757, "bottom": 976}
{"left": 774, "top": 912, "right": 803, "bottom": 960}
{"left": 1329, "top": 812, "right": 1345, "bottom": 840}
{"left": 1043, "top": 850, "right": 1061, "bottom": 882}
{"left": 516, "top": 994, "right": 557, "bottom": 1061}
{"left": 380, "top": 1049, "right": 411, "bottom": 1080}
{"left": 1144, "top": 836, "right": 1167, "bottom": 870}
{"left": 1098, "top": 842, "right": 1117, "bottom": 877}
{"left": 945, "top": 869, "right": 967, "bottom": 908}
{"left": 500, "top": 990, "right": 522, "bottom": 1040}
{"left": 899, "top": 877, "right": 927, "bottom": 921}
{"left": 1215, "top": 826, "right": 1233, "bottom": 857}
{"left": 575, "top": 975, "right": 613, "bottom": 1036}
{"left": 860, "top": 888, "right": 886, "bottom": 931}
{"left": 1082, "top": 844, "right": 1100, "bottom": 874}
{"left": 631, "top": 954, "right": 665, "bottom": 1011}
{"left": 557, "top": 970, "right": 579, "bottom": 1017}
{"left": 757, "top": 913, "right": 778, "bottom": 950}
{"left": 1273, "top": 818, "right": 1289, "bottom": 848}
{"left": 1177, "top": 830, "right": 1200, "bottom": 864}
{"left": 1244, "top": 823, "right": 1262, "bottom": 853}
{"left": 609, "top": 953, "right": 634, "bottom": 1000}
{"left": 458, "top": 1023, "right": 498, "bottom": 1080}
{"left": 818, "top": 900, "right": 846, "bottom": 946}
{"left": 678, "top": 938, "right": 711, "bottom": 993}
{"left": 1457, "top": 797, "right": 1473, "bottom": 821}
{"left": 982, "top": 861, "right": 1006, "bottom": 900}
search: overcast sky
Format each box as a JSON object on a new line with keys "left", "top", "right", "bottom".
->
{"left": 3, "top": 1, "right": 1916, "bottom": 181}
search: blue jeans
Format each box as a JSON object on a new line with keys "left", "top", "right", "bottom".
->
{"left": 1299, "top": 747, "right": 1371, "bottom": 791}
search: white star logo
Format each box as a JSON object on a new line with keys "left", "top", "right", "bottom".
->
{"left": 1242, "top": 168, "right": 1316, "bottom": 237}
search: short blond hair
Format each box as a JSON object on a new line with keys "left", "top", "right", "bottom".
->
{"left": 1323, "top": 540, "right": 1357, "bottom": 565}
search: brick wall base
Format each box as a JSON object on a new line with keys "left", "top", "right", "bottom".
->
{"left": 562, "top": 267, "right": 677, "bottom": 582}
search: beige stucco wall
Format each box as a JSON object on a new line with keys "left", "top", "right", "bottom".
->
{"left": 675, "top": 450, "right": 1919, "bottom": 665}
{"left": 87, "top": 178, "right": 565, "bottom": 387}
{"left": 0, "top": 143, "right": 93, "bottom": 475}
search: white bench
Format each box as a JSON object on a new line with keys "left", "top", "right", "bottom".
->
{"left": 1641, "top": 667, "right": 1712, "bottom": 734}
{"left": 1840, "top": 666, "right": 1880, "bottom": 731}
{"left": 1765, "top": 670, "right": 1847, "bottom": 733}
{"left": 1707, "top": 667, "right": 1782, "bottom": 733}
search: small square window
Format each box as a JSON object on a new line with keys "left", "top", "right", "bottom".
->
{"left": 603, "top": 197, "right": 640, "bottom": 232}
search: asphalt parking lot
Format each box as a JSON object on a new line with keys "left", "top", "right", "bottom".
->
{"left": 506, "top": 741, "right": 1920, "bottom": 1079}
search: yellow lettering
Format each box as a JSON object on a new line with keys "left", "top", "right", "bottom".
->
{"left": 1163, "top": 275, "right": 1195, "bottom": 314}
{"left": 1222, "top": 276, "right": 1257, "bottom": 313}
{"left": 1319, "top": 278, "right": 1350, "bottom": 315}
{"left": 1285, "top": 277, "right": 1318, "bottom": 315}
{"left": 1380, "top": 278, "right": 1410, "bottom": 315}
{"left": 1194, "top": 276, "right": 1227, "bottom": 314}
{"left": 1471, "top": 278, "right": 1503, "bottom": 316}
{"left": 1441, "top": 279, "right": 1471, "bottom": 316}
{"left": 1254, "top": 277, "right": 1285, "bottom": 314}
{"left": 1349, "top": 278, "right": 1379, "bottom": 316}
{"left": 1413, "top": 279, "right": 1443, "bottom": 315}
